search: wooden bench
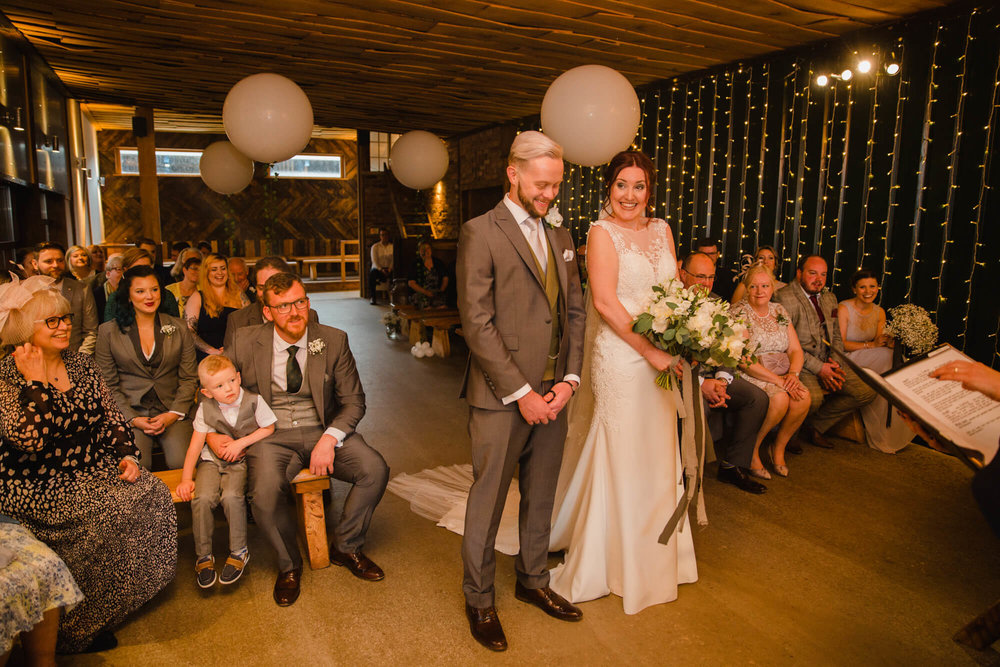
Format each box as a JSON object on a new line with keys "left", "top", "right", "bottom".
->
{"left": 153, "top": 467, "right": 332, "bottom": 570}
{"left": 420, "top": 315, "right": 463, "bottom": 357}
{"left": 394, "top": 306, "right": 459, "bottom": 345}
{"left": 295, "top": 241, "right": 361, "bottom": 281}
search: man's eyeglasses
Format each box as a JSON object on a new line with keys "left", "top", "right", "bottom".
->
{"left": 684, "top": 270, "right": 715, "bottom": 281}
{"left": 36, "top": 314, "right": 75, "bottom": 329}
{"left": 267, "top": 297, "right": 309, "bottom": 314}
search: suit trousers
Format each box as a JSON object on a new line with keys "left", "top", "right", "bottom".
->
{"left": 462, "top": 382, "right": 568, "bottom": 608}
{"left": 246, "top": 426, "right": 389, "bottom": 573}
{"left": 191, "top": 459, "right": 248, "bottom": 558}
{"left": 708, "top": 377, "right": 769, "bottom": 469}
{"left": 133, "top": 418, "right": 193, "bottom": 470}
{"left": 800, "top": 364, "right": 876, "bottom": 433}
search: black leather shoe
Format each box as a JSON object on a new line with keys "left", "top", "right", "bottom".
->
{"left": 786, "top": 441, "right": 804, "bottom": 455}
{"left": 806, "top": 426, "right": 835, "bottom": 449}
{"left": 717, "top": 465, "right": 767, "bottom": 494}
{"left": 330, "top": 547, "right": 385, "bottom": 581}
{"left": 273, "top": 568, "right": 301, "bottom": 607}
{"left": 466, "top": 603, "right": 507, "bottom": 651}
{"left": 514, "top": 581, "right": 583, "bottom": 621}
{"left": 81, "top": 630, "right": 118, "bottom": 653}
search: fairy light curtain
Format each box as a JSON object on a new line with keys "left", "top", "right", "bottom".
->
{"left": 552, "top": 4, "right": 1000, "bottom": 366}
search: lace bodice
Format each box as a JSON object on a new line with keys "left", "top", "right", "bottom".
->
{"left": 840, "top": 300, "right": 882, "bottom": 343}
{"left": 589, "top": 219, "right": 676, "bottom": 317}
{"left": 732, "top": 300, "right": 791, "bottom": 355}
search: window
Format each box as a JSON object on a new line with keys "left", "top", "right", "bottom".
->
{"left": 270, "top": 154, "right": 342, "bottom": 179}
{"left": 370, "top": 132, "right": 400, "bottom": 172}
{"left": 118, "top": 148, "right": 203, "bottom": 176}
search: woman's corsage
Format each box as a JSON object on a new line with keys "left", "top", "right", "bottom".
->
{"left": 160, "top": 324, "right": 176, "bottom": 336}
{"left": 775, "top": 312, "right": 789, "bottom": 326}
{"left": 544, "top": 206, "right": 563, "bottom": 228}
{"left": 308, "top": 339, "right": 326, "bottom": 355}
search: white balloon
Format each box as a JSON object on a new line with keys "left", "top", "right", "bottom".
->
{"left": 223, "top": 73, "right": 314, "bottom": 164}
{"left": 389, "top": 130, "right": 449, "bottom": 190}
{"left": 199, "top": 141, "right": 254, "bottom": 194}
{"left": 541, "top": 65, "right": 641, "bottom": 167}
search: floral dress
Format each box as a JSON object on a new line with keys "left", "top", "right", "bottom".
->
{"left": 732, "top": 300, "right": 793, "bottom": 396}
{"left": 0, "top": 352, "right": 176, "bottom": 653}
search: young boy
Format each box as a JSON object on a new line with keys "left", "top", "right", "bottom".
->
{"left": 177, "top": 355, "right": 277, "bottom": 588}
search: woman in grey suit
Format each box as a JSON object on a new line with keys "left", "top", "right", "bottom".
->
{"left": 96, "top": 266, "right": 198, "bottom": 469}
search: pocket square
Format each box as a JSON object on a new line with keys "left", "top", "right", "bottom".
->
{"left": 563, "top": 248, "right": 575, "bottom": 261}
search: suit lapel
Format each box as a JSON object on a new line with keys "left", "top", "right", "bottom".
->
{"left": 306, "top": 323, "right": 326, "bottom": 420}
{"left": 493, "top": 201, "right": 545, "bottom": 287}
{"left": 254, "top": 325, "right": 274, "bottom": 405}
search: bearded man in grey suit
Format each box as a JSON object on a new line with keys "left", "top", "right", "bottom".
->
{"left": 775, "top": 255, "right": 875, "bottom": 449}
{"left": 457, "top": 131, "right": 587, "bottom": 652}
{"left": 33, "top": 242, "right": 98, "bottom": 354}
{"left": 222, "top": 256, "right": 317, "bottom": 352}
{"left": 224, "top": 273, "right": 388, "bottom": 607}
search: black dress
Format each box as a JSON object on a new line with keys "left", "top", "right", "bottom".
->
{"left": 0, "top": 352, "right": 176, "bottom": 653}
{"left": 195, "top": 290, "right": 236, "bottom": 356}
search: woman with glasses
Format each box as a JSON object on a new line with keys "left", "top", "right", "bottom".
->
{"left": 0, "top": 275, "right": 176, "bottom": 654}
{"left": 183, "top": 253, "right": 250, "bottom": 358}
{"left": 166, "top": 249, "right": 202, "bottom": 315}
{"left": 96, "top": 266, "right": 198, "bottom": 469}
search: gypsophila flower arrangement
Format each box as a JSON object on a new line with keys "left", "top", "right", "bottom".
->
{"left": 544, "top": 205, "right": 563, "bottom": 228}
{"left": 160, "top": 324, "right": 176, "bottom": 336}
{"left": 308, "top": 339, "right": 326, "bottom": 355}
{"left": 632, "top": 278, "right": 757, "bottom": 389}
{"left": 382, "top": 311, "right": 402, "bottom": 327}
{"left": 884, "top": 304, "right": 938, "bottom": 355}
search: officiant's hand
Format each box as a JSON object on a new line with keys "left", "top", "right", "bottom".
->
{"left": 701, "top": 379, "right": 729, "bottom": 408}
{"left": 518, "top": 391, "right": 557, "bottom": 425}
{"left": 931, "top": 361, "right": 1000, "bottom": 403}
{"left": 309, "top": 434, "right": 337, "bottom": 476}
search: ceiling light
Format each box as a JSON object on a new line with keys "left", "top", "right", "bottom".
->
{"left": 885, "top": 62, "right": 900, "bottom": 75}
{"left": 841, "top": 69, "right": 853, "bottom": 81}
{"left": 816, "top": 74, "right": 829, "bottom": 87}
{"left": 857, "top": 59, "right": 872, "bottom": 73}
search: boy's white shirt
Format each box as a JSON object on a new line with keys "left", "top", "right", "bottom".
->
{"left": 192, "top": 388, "right": 277, "bottom": 462}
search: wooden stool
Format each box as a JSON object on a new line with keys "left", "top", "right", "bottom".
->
{"left": 421, "top": 315, "right": 462, "bottom": 357}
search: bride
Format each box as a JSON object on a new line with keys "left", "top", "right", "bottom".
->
{"left": 548, "top": 149, "right": 697, "bottom": 614}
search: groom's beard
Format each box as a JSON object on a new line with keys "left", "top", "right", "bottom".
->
{"left": 515, "top": 184, "right": 551, "bottom": 219}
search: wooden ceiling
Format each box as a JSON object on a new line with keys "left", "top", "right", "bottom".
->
{"left": 5, "top": 0, "right": 957, "bottom": 136}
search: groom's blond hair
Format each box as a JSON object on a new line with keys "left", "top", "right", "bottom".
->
{"left": 508, "top": 131, "right": 563, "bottom": 169}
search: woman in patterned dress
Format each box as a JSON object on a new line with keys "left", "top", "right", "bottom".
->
{"left": 731, "top": 264, "right": 810, "bottom": 478}
{"left": 0, "top": 276, "right": 176, "bottom": 654}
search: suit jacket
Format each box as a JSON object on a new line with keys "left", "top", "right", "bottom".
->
{"left": 774, "top": 282, "right": 843, "bottom": 374}
{"left": 456, "top": 199, "right": 586, "bottom": 410}
{"left": 228, "top": 321, "right": 365, "bottom": 439}
{"left": 61, "top": 277, "right": 99, "bottom": 355}
{"left": 95, "top": 313, "right": 198, "bottom": 421}
{"left": 223, "top": 302, "right": 319, "bottom": 354}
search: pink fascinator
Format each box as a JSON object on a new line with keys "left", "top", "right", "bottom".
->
{"left": 0, "top": 274, "right": 57, "bottom": 333}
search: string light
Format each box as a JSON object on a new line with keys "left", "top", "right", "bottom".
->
{"left": 879, "top": 38, "right": 908, "bottom": 301}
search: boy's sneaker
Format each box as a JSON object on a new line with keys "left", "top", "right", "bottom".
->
{"left": 196, "top": 556, "right": 216, "bottom": 589}
{"left": 220, "top": 550, "right": 250, "bottom": 585}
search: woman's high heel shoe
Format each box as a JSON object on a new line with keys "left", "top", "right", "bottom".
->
{"left": 749, "top": 466, "right": 771, "bottom": 481}
{"left": 768, "top": 444, "right": 789, "bottom": 478}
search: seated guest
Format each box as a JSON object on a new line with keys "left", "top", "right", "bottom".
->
{"left": 369, "top": 229, "right": 394, "bottom": 305}
{"left": 65, "top": 245, "right": 95, "bottom": 285}
{"left": 0, "top": 275, "right": 176, "bottom": 653}
{"left": 225, "top": 273, "right": 389, "bottom": 606}
{"left": 196, "top": 240, "right": 213, "bottom": 255}
{"left": 96, "top": 266, "right": 198, "bottom": 470}
{"left": 135, "top": 236, "right": 173, "bottom": 288}
{"left": 105, "top": 248, "right": 180, "bottom": 322}
{"left": 167, "top": 249, "right": 202, "bottom": 314}
{"left": 13, "top": 246, "right": 37, "bottom": 278}
{"left": 169, "top": 247, "right": 202, "bottom": 283}
{"left": 223, "top": 256, "right": 317, "bottom": 352}
{"left": 184, "top": 253, "right": 250, "bottom": 357}
{"left": 679, "top": 252, "right": 770, "bottom": 494}
{"left": 228, "top": 256, "right": 256, "bottom": 303}
{"left": 1, "top": 515, "right": 84, "bottom": 664}
{"left": 169, "top": 241, "right": 191, "bottom": 265}
{"left": 88, "top": 244, "right": 107, "bottom": 276}
{"left": 838, "top": 270, "right": 912, "bottom": 453}
{"left": 177, "top": 355, "right": 277, "bottom": 589}
{"left": 775, "top": 255, "right": 876, "bottom": 450}
{"left": 693, "top": 236, "right": 737, "bottom": 301}
{"left": 94, "top": 253, "right": 124, "bottom": 324}
{"left": 731, "top": 245, "right": 786, "bottom": 304}
{"left": 32, "top": 243, "right": 99, "bottom": 355}
{"left": 732, "top": 264, "right": 811, "bottom": 478}
{"left": 408, "top": 240, "right": 448, "bottom": 310}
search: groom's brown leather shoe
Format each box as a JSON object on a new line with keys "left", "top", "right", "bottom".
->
{"left": 466, "top": 604, "right": 507, "bottom": 651}
{"left": 805, "top": 425, "right": 835, "bottom": 449}
{"left": 515, "top": 581, "right": 583, "bottom": 621}
{"left": 329, "top": 547, "right": 385, "bottom": 581}
{"left": 273, "top": 568, "right": 301, "bottom": 607}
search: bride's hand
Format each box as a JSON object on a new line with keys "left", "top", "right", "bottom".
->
{"left": 646, "top": 348, "right": 680, "bottom": 377}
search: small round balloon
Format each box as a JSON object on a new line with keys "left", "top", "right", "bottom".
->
{"left": 199, "top": 141, "right": 255, "bottom": 194}
{"left": 223, "top": 73, "right": 314, "bottom": 164}
{"left": 540, "top": 65, "right": 641, "bottom": 167}
{"left": 389, "top": 131, "right": 449, "bottom": 190}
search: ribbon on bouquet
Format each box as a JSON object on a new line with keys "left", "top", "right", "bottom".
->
{"left": 659, "top": 360, "right": 708, "bottom": 544}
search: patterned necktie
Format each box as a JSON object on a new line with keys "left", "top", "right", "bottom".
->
{"left": 808, "top": 294, "right": 826, "bottom": 324}
{"left": 286, "top": 345, "right": 302, "bottom": 394}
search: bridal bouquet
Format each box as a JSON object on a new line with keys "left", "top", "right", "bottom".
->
{"left": 633, "top": 278, "right": 756, "bottom": 389}
{"left": 884, "top": 303, "right": 938, "bottom": 355}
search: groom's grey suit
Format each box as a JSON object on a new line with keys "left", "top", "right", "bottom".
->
{"left": 457, "top": 197, "right": 586, "bottom": 608}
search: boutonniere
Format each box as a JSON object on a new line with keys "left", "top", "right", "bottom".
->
{"left": 562, "top": 248, "right": 575, "bottom": 262}
{"left": 308, "top": 339, "right": 326, "bottom": 355}
{"left": 160, "top": 324, "right": 176, "bottom": 336}
{"left": 544, "top": 205, "right": 563, "bottom": 228}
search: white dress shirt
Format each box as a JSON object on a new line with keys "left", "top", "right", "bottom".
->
{"left": 371, "top": 241, "right": 394, "bottom": 272}
{"left": 272, "top": 329, "right": 346, "bottom": 446}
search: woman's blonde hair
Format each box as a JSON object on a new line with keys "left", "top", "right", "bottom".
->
{"left": 65, "top": 245, "right": 91, "bottom": 277}
{"left": 1, "top": 289, "right": 71, "bottom": 347}
{"left": 122, "top": 247, "right": 154, "bottom": 270}
{"left": 197, "top": 253, "right": 242, "bottom": 318}
{"left": 742, "top": 263, "right": 776, "bottom": 290}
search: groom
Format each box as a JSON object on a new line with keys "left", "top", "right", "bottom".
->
{"left": 457, "top": 131, "right": 587, "bottom": 651}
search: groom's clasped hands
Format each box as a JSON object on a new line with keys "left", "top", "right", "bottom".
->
{"left": 517, "top": 381, "right": 577, "bottom": 425}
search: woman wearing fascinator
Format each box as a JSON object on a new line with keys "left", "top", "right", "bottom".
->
{"left": 731, "top": 246, "right": 787, "bottom": 304}
{"left": 0, "top": 274, "right": 176, "bottom": 654}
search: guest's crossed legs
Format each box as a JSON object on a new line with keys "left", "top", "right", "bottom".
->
{"left": 462, "top": 399, "right": 567, "bottom": 608}
{"left": 799, "top": 364, "right": 876, "bottom": 433}
{"left": 246, "top": 427, "right": 389, "bottom": 572}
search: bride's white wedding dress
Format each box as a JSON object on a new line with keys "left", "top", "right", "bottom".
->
{"left": 387, "top": 217, "right": 697, "bottom": 614}
{"left": 548, "top": 218, "right": 697, "bottom": 614}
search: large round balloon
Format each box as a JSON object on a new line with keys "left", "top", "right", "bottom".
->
{"left": 199, "top": 141, "right": 255, "bottom": 194}
{"left": 222, "top": 73, "right": 314, "bottom": 164}
{"left": 389, "top": 131, "right": 449, "bottom": 190}
{"left": 540, "top": 65, "right": 641, "bottom": 166}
